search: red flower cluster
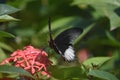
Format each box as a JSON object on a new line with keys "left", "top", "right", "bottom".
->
{"left": 0, "top": 46, "right": 52, "bottom": 77}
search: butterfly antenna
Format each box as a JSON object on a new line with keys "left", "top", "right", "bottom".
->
{"left": 48, "top": 17, "right": 62, "bottom": 54}
{"left": 48, "top": 17, "right": 53, "bottom": 40}
{"left": 48, "top": 17, "right": 55, "bottom": 49}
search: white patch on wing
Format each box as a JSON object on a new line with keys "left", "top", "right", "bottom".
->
{"left": 64, "top": 46, "right": 75, "bottom": 61}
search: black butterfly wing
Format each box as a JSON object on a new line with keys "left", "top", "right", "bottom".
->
{"left": 54, "top": 28, "right": 83, "bottom": 61}
{"left": 55, "top": 28, "right": 83, "bottom": 44}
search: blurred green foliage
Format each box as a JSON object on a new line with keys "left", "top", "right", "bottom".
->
{"left": 0, "top": 0, "right": 120, "bottom": 80}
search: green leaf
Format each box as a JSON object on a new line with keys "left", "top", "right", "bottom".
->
{"left": 0, "top": 48, "right": 7, "bottom": 62}
{"left": 72, "top": 0, "right": 120, "bottom": 30}
{"left": 0, "top": 15, "right": 20, "bottom": 22}
{"left": 0, "top": 4, "right": 20, "bottom": 16}
{"left": 83, "top": 57, "right": 111, "bottom": 68}
{"left": 106, "top": 31, "right": 120, "bottom": 45}
{"left": 88, "top": 70, "right": 119, "bottom": 80}
{"left": 0, "top": 31, "right": 15, "bottom": 38}
{"left": 0, "top": 65, "right": 34, "bottom": 79}
{"left": 72, "top": 0, "right": 120, "bottom": 6}
{"left": 104, "top": 7, "right": 120, "bottom": 31}
{"left": 0, "top": 42, "right": 14, "bottom": 52}
{"left": 106, "top": 31, "right": 117, "bottom": 42}
{"left": 97, "top": 31, "right": 120, "bottom": 47}
{"left": 50, "top": 66, "right": 84, "bottom": 79}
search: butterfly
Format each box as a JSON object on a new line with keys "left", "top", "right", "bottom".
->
{"left": 48, "top": 17, "right": 83, "bottom": 61}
